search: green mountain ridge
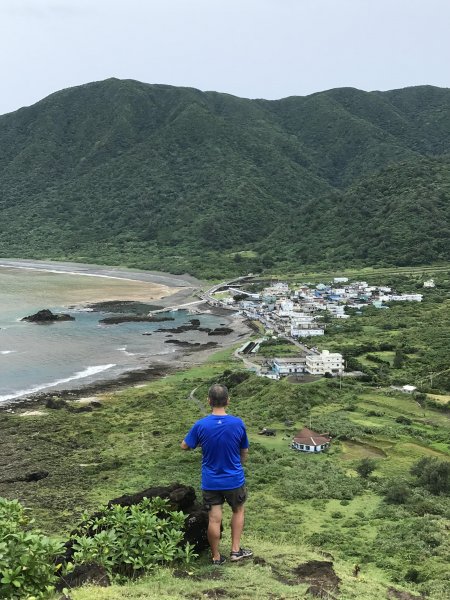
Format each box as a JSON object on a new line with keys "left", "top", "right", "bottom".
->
{"left": 0, "top": 79, "right": 449, "bottom": 276}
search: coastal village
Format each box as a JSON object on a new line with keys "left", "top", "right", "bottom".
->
{"left": 206, "top": 276, "right": 425, "bottom": 382}
{"left": 203, "top": 275, "right": 429, "bottom": 453}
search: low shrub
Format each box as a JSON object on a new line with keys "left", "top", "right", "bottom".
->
{"left": 0, "top": 498, "right": 64, "bottom": 599}
{"left": 72, "top": 497, "right": 197, "bottom": 577}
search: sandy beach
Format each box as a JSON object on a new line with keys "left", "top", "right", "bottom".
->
{"left": 0, "top": 259, "right": 201, "bottom": 307}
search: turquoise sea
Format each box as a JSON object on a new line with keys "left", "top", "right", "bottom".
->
{"left": 0, "top": 265, "right": 226, "bottom": 403}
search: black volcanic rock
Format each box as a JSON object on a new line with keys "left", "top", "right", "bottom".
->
{"left": 56, "top": 562, "right": 110, "bottom": 591}
{"left": 99, "top": 315, "right": 174, "bottom": 324}
{"left": 208, "top": 327, "right": 233, "bottom": 336}
{"left": 21, "top": 309, "right": 74, "bottom": 323}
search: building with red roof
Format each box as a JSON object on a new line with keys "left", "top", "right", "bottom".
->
{"left": 292, "top": 427, "right": 331, "bottom": 452}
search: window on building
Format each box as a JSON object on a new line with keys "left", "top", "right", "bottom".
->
{"left": 305, "top": 445, "right": 310, "bottom": 450}
{"left": 299, "top": 444, "right": 304, "bottom": 449}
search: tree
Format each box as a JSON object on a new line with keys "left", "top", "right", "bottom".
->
{"left": 356, "top": 458, "right": 376, "bottom": 479}
{"left": 393, "top": 348, "right": 405, "bottom": 368}
{"left": 410, "top": 457, "right": 450, "bottom": 495}
{"left": 384, "top": 482, "right": 411, "bottom": 504}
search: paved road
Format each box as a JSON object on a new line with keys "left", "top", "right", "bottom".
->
{"left": 233, "top": 347, "right": 261, "bottom": 373}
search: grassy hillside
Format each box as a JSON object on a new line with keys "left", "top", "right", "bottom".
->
{"left": 1, "top": 345, "right": 448, "bottom": 599}
{"left": 0, "top": 80, "right": 450, "bottom": 276}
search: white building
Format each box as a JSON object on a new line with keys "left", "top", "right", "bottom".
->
{"left": 291, "top": 324, "right": 324, "bottom": 337}
{"left": 291, "top": 313, "right": 315, "bottom": 324}
{"left": 264, "top": 282, "right": 290, "bottom": 297}
{"left": 402, "top": 385, "right": 417, "bottom": 393}
{"left": 292, "top": 427, "right": 331, "bottom": 452}
{"left": 325, "top": 304, "right": 349, "bottom": 319}
{"left": 305, "top": 350, "right": 344, "bottom": 375}
{"left": 386, "top": 294, "right": 423, "bottom": 302}
{"left": 423, "top": 279, "right": 435, "bottom": 288}
{"left": 272, "top": 357, "right": 306, "bottom": 377}
{"left": 333, "top": 277, "right": 349, "bottom": 283}
{"left": 278, "top": 300, "right": 294, "bottom": 316}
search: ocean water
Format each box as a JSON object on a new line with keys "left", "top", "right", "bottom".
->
{"left": 0, "top": 266, "right": 226, "bottom": 403}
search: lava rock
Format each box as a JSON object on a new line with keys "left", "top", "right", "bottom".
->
{"left": 21, "top": 309, "right": 75, "bottom": 323}
{"left": 56, "top": 562, "right": 110, "bottom": 591}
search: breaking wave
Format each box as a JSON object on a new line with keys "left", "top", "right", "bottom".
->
{"left": 0, "top": 364, "right": 116, "bottom": 403}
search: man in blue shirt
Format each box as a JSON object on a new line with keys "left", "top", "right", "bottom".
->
{"left": 181, "top": 383, "right": 252, "bottom": 565}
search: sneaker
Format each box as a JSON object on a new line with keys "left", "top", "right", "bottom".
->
{"left": 212, "top": 554, "right": 226, "bottom": 566}
{"left": 230, "top": 548, "right": 253, "bottom": 561}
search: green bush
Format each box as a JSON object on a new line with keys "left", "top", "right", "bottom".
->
{"left": 0, "top": 498, "right": 63, "bottom": 599}
{"left": 356, "top": 458, "right": 376, "bottom": 478}
{"left": 410, "top": 457, "right": 450, "bottom": 495}
{"left": 384, "top": 482, "right": 411, "bottom": 504}
{"left": 278, "top": 459, "right": 364, "bottom": 500}
{"left": 72, "top": 497, "right": 197, "bottom": 577}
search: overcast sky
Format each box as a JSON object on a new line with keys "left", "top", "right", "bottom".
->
{"left": 0, "top": 0, "right": 449, "bottom": 115}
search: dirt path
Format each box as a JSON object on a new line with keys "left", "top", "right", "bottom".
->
{"left": 188, "top": 387, "right": 207, "bottom": 416}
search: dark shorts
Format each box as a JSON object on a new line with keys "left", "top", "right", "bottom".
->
{"left": 203, "top": 485, "right": 247, "bottom": 512}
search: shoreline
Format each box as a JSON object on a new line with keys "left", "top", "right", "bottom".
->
{"left": 0, "top": 259, "right": 251, "bottom": 410}
{"left": 0, "top": 309, "right": 251, "bottom": 413}
{"left": 0, "top": 259, "right": 203, "bottom": 308}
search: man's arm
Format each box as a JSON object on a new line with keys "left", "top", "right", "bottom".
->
{"left": 240, "top": 448, "right": 249, "bottom": 464}
{"left": 180, "top": 440, "right": 190, "bottom": 450}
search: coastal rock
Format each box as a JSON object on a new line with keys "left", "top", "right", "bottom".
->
{"left": 164, "top": 340, "right": 201, "bottom": 347}
{"left": 99, "top": 315, "right": 174, "bottom": 324}
{"left": 45, "top": 397, "right": 68, "bottom": 409}
{"left": 156, "top": 319, "right": 212, "bottom": 335}
{"left": 21, "top": 309, "right": 75, "bottom": 323}
{"left": 208, "top": 327, "right": 233, "bottom": 336}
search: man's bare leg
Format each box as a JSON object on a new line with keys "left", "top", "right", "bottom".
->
{"left": 207, "top": 504, "right": 223, "bottom": 560}
{"left": 231, "top": 504, "right": 245, "bottom": 553}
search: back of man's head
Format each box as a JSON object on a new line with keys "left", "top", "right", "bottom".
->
{"left": 208, "top": 384, "right": 229, "bottom": 407}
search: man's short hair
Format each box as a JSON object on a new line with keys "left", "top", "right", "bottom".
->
{"left": 208, "top": 384, "right": 229, "bottom": 407}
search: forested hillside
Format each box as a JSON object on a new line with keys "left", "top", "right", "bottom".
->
{"left": 0, "top": 79, "right": 449, "bottom": 276}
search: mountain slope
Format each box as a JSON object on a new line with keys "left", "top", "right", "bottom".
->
{"left": 0, "top": 79, "right": 449, "bottom": 275}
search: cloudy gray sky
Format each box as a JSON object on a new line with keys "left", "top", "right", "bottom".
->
{"left": 0, "top": 0, "right": 449, "bottom": 115}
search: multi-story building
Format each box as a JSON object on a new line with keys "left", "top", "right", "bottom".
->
{"left": 271, "top": 357, "right": 306, "bottom": 377}
{"left": 305, "top": 350, "right": 344, "bottom": 375}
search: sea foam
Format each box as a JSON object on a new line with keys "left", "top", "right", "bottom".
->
{"left": 0, "top": 364, "right": 116, "bottom": 403}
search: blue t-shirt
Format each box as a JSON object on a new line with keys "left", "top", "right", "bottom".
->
{"left": 184, "top": 414, "right": 249, "bottom": 491}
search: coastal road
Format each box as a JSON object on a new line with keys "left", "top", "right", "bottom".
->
{"left": 150, "top": 299, "right": 205, "bottom": 314}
